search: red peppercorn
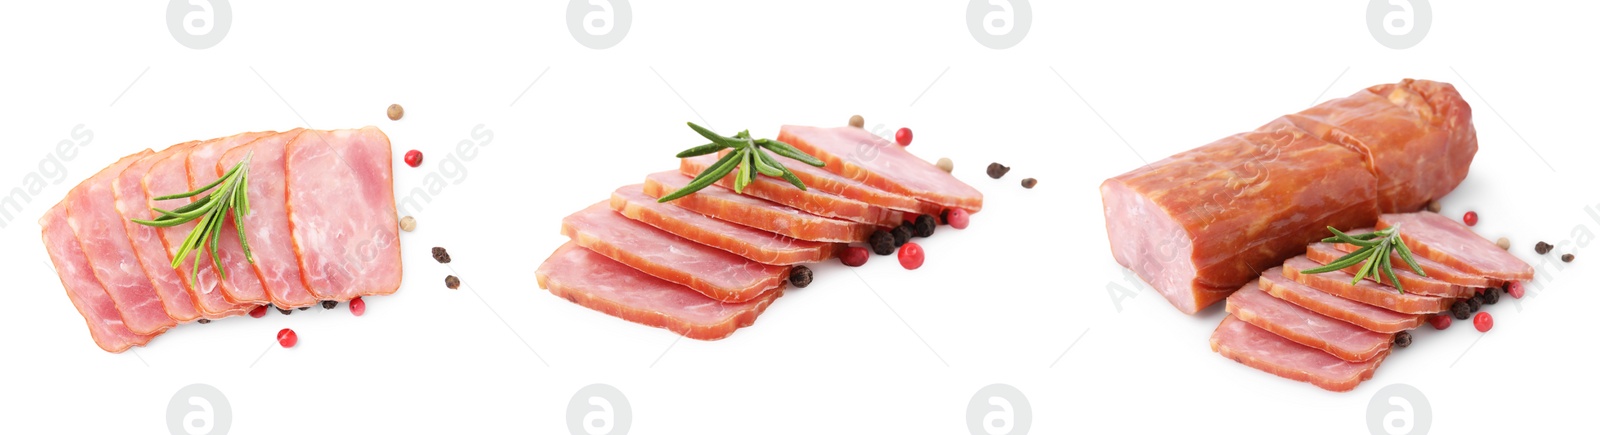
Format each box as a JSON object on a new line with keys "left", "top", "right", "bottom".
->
{"left": 404, "top": 150, "right": 423, "bottom": 167}
{"left": 1507, "top": 281, "right": 1525, "bottom": 299}
{"left": 895, "top": 128, "right": 912, "bottom": 146}
{"left": 277, "top": 328, "right": 298, "bottom": 348}
{"left": 1463, "top": 211, "right": 1478, "bottom": 226}
{"left": 249, "top": 305, "right": 268, "bottom": 318}
{"left": 898, "top": 242, "right": 925, "bottom": 270}
{"left": 840, "top": 246, "right": 869, "bottom": 267}
{"left": 349, "top": 296, "right": 366, "bottom": 316}
{"left": 1473, "top": 312, "right": 1494, "bottom": 332}
{"left": 1428, "top": 314, "right": 1452, "bottom": 330}
{"left": 945, "top": 208, "right": 970, "bottom": 230}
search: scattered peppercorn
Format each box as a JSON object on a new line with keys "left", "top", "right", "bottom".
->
{"left": 848, "top": 115, "right": 865, "bottom": 129}
{"left": 869, "top": 230, "right": 896, "bottom": 255}
{"left": 278, "top": 307, "right": 293, "bottom": 315}
{"left": 891, "top": 225, "right": 913, "bottom": 247}
{"left": 1467, "top": 295, "right": 1483, "bottom": 312}
{"left": 789, "top": 266, "right": 813, "bottom": 288}
{"left": 445, "top": 275, "right": 461, "bottom": 290}
{"left": 1021, "top": 178, "right": 1037, "bottom": 189}
{"left": 399, "top": 216, "right": 417, "bottom": 232}
{"left": 432, "top": 247, "right": 452, "bottom": 263}
{"left": 1496, "top": 237, "right": 1510, "bottom": 250}
{"left": 1535, "top": 241, "right": 1553, "bottom": 255}
{"left": 1506, "top": 281, "right": 1526, "bottom": 299}
{"left": 913, "top": 215, "right": 937, "bottom": 238}
{"left": 1426, "top": 200, "right": 1442, "bottom": 213}
{"left": 945, "top": 208, "right": 971, "bottom": 230}
{"left": 349, "top": 296, "right": 366, "bottom": 316}
{"left": 840, "top": 246, "right": 870, "bottom": 267}
{"left": 895, "top": 128, "right": 913, "bottom": 146}
{"left": 1463, "top": 211, "right": 1478, "bottom": 226}
{"left": 387, "top": 104, "right": 404, "bottom": 121}
{"left": 936, "top": 157, "right": 953, "bottom": 173}
{"left": 1393, "top": 331, "right": 1412, "bottom": 348}
{"left": 298, "top": 306, "right": 310, "bottom": 311}
{"left": 1482, "top": 287, "right": 1500, "bottom": 305}
{"left": 898, "top": 242, "right": 925, "bottom": 270}
{"left": 322, "top": 300, "right": 338, "bottom": 310}
{"left": 1473, "top": 312, "right": 1494, "bottom": 332}
{"left": 986, "top": 162, "right": 1010, "bottom": 179}
{"left": 1450, "top": 300, "right": 1471, "bottom": 320}
{"left": 404, "top": 150, "right": 423, "bottom": 167}
{"left": 197, "top": 318, "right": 211, "bottom": 324}
{"left": 277, "top": 328, "right": 298, "bottom": 348}
{"left": 1429, "top": 314, "right": 1452, "bottom": 330}
{"left": 249, "top": 305, "right": 268, "bottom": 318}
{"left": 1562, "top": 253, "right": 1575, "bottom": 263}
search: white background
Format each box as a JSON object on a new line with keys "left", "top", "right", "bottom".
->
{"left": 2, "top": 1, "right": 1597, "bottom": 434}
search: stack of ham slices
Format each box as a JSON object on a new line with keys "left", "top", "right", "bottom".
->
{"left": 41, "top": 128, "right": 402, "bottom": 353}
{"left": 536, "top": 125, "right": 982, "bottom": 340}
{"left": 1210, "top": 212, "right": 1533, "bottom": 391}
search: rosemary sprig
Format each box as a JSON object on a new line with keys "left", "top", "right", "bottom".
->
{"left": 1301, "top": 226, "right": 1427, "bottom": 293}
{"left": 658, "top": 122, "right": 825, "bottom": 203}
{"left": 131, "top": 152, "right": 255, "bottom": 282}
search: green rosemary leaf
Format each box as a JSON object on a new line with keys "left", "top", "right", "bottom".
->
{"left": 675, "top": 143, "right": 727, "bottom": 158}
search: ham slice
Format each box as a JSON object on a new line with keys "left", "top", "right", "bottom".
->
{"left": 1226, "top": 284, "right": 1392, "bottom": 362}
{"left": 1332, "top": 228, "right": 1498, "bottom": 288}
{"left": 1101, "top": 117, "right": 1380, "bottom": 314}
{"left": 42, "top": 204, "right": 157, "bottom": 352}
{"left": 1306, "top": 243, "right": 1473, "bottom": 298}
{"left": 113, "top": 146, "right": 201, "bottom": 322}
{"left": 763, "top": 151, "right": 941, "bottom": 216}
{"left": 218, "top": 129, "right": 321, "bottom": 309}
{"left": 1283, "top": 256, "right": 1453, "bottom": 314}
{"left": 188, "top": 132, "right": 274, "bottom": 304}
{"left": 610, "top": 185, "right": 837, "bottom": 266}
{"left": 681, "top": 154, "right": 904, "bottom": 227}
{"left": 286, "top": 128, "right": 402, "bottom": 301}
{"left": 64, "top": 151, "right": 176, "bottom": 335}
{"left": 1211, "top": 314, "right": 1387, "bottom": 392}
{"left": 536, "top": 242, "right": 782, "bottom": 340}
{"left": 1378, "top": 212, "right": 1534, "bottom": 282}
{"left": 642, "top": 171, "right": 874, "bottom": 243}
{"left": 562, "top": 202, "right": 788, "bottom": 303}
{"left": 1259, "top": 270, "right": 1425, "bottom": 334}
{"left": 147, "top": 135, "right": 258, "bottom": 318}
{"left": 776, "top": 125, "right": 983, "bottom": 212}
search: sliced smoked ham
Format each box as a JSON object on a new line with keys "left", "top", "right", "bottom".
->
{"left": 147, "top": 135, "right": 258, "bottom": 318}
{"left": 188, "top": 132, "right": 274, "bottom": 305}
{"left": 776, "top": 125, "right": 982, "bottom": 213}
{"left": 1226, "top": 284, "right": 1392, "bottom": 362}
{"left": 65, "top": 150, "right": 176, "bottom": 335}
{"left": 610, "top": 185, "right": 838, "bottom": 266}
{"left": 1306, "top": 243, "right": 1473, "bottom": 298}
{"left": 1102, "top": 79, "right": 1477, "bottom": 314}
{"left": 642, "top": 171, "right": 874, "bottom": 243}
{"left": 42, "top": 204, "right": 157, "bottom": 352}
{"left": 218, "top": 129, "right": 321, "bottom": 309}
{"left": 1211, "top": 314, "right": 1387, "bottom": 392}
{"left": 562, "top": 202, "right": 788, "bottom": 303}
{"left": 113, "top": 146, "right": 202, "bottom": 322}
{"left": 1332, "top": 228, "right": 1498, "bottom": 288}
{"left": 286, "top": 128, "right": 402, "bottom": 301}
{"left": 1283, "top": 256, "right": 1453, "bottom": 314}
{"left": 1259, "top": 270, "right": 1425, "bottom": 334}
{"left": 1378, "top": 212, "right": 1534, "bottom": 282}
{"left": 764, "top": 152, "right": 941, "bottom": 216}
{"left": 681, "top": 154, "right": 904, "bottom": 227}
{"left": 536, "top": 242, "right": 782, "bottom": 340}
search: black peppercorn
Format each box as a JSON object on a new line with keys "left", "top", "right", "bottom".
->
{"left": 986, "top": 162, "right": 1010, "bottom": 179}
{"left": 789, "top": 266, "right": 813, "bottom": 288}
{"left": 322, "top": 300, "right": 338, "bottom": 310}
{"left": 1562, "top": 253, "right": 1575, "bottom": 263}
{"left": 939, "top": 209, "right": 950, "bottom": 225}
{"left": 197, "top": 318, "right": 211, "bottom": 324}
{"left": 298, "top": 306, "right": 310, "bottom": 311}
{"left": 913, "top": 215, "right": 937, "bottom": 238}
{"left": 891, "top": 225, "right": 913, "bottom": 247}
{"left": 1021, "top": 178, "right": 1037, "bottom": 189}
{"left": 1450, "top": 300, "right": 1471, "bottom": 320}
{"left": 432, "top": 247, "right": 452, "bottom": 263}
{"left": 1482, "top": 287, "right": 1500, "bottom": 305}
{"left": 1393, "top": 331, "right": 1412, "bottom": 348}
{"left": 1535, "top": 241, "right": 1553, "bottom": 255}
{"left": 278, "top": 307, "right": 293, "bottom": 315}
{"left": 1466, "top": 296, "right": 1483, "bottom": 313}
{"left": 445, "top": 275, "right": 461, "bottom": 290}
{"left": 869, "top": 230, "right": 896, "bottom": 255}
